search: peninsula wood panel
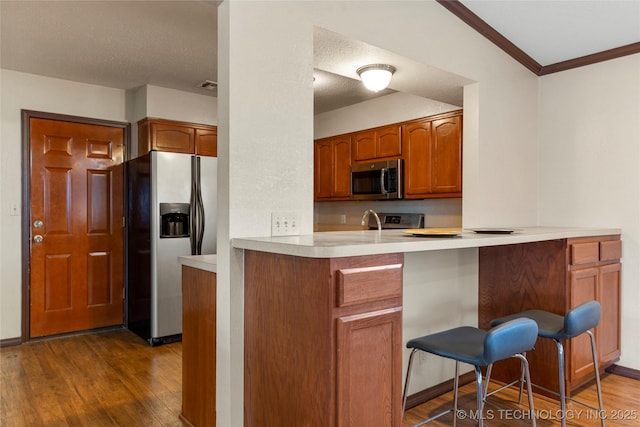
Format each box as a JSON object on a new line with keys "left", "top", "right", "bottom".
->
{"left": 181, "top": 266, "right": 216, "bottom": 427}
{"left": 479, "top": 239, "right": 568, "bottom": 394}
{"left": 479, "top": 235, "right": 621, "bottom": 396}
{"left": 244, "top": 251, "right": 403, "bottom": 427}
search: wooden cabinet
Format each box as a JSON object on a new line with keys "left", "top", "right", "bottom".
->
{"left": 181, "top": 266, "right": 216, "bottom": 426}
{"left": 138, "top": 117, "right": 217, "bottom": 157}
{"left": 479, "top": 235, "right": 621, "bottom": 396}
{"left": 352, "top": 124, "right": 401, "bottom": 162}
{"left": 402, "top": 112, "right": 462, "bottom": 198}
{"left": 314, "top": 110, "right": 463, "bottom": 201}
{"left": 568, "top": 237, "right": 621, "bottom": 385}
{"left": 244, "top": 251, "right": 404, "bottom": 427}
{"left": 314, "top": 135, "right": 351, "bottom": 201}
{"left": 195, "top": 127, "right": 217, "bottom": 156}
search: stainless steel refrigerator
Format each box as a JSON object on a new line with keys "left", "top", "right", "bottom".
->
{"left": 126, "top": 151, "right": 217, "bottom": 345}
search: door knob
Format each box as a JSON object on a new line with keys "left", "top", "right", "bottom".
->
{"left": 33, "top": 235, "right": 43, "bottom": 243}
{"left": 34, "top": 220, "right": 44, "bottom": 228}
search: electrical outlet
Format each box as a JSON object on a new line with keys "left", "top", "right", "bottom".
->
{"left": 271, "top": 212, "right": 300, "bottom": 236}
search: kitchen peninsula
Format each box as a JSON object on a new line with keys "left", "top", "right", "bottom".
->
{"left": 232, "top": 227, "right": 621, "bottom": 427}
{"left": 178, "top": 255, "right": 217, "bottom": 427}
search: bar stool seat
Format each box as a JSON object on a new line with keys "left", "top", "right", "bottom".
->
{"left": 402, "top": 318, "right": 538, "bottom": 427}
{"left": 488, "top": 301, "right": 605, "bottom": 427}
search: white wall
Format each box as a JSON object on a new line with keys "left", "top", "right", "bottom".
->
{"left": 314, "top": 91, "right": 461, "bottom": 139}
{"left": 218, "top": 1, "right": 538, "bottom": 425}
{"left": 0, "top": 69, "right": 127, "bottom": 339}
{"left": 538, "top": 54, "right": 640, "bottom": 370}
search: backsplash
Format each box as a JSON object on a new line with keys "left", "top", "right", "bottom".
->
{"left": 314, "top": 198, "right": 462, "bottom": 228}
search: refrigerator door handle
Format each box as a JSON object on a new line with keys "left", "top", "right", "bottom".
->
{"left": 195, "top": 156, "right": 205, "bottom": 255}
{"left": 189, "top": 156, "right": 197, "bottom": 255}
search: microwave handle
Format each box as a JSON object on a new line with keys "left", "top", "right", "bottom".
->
{"left": 380, "top": 168, "right": 388, "bottom": 194}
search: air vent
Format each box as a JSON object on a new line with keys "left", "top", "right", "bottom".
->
{"left": 198, "top": 80, "right": 218, "bottom": 90}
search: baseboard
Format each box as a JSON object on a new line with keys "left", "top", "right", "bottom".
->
{"left": 605, "top": 364, "right": 640, "bottom": 381}
{"left": 0, "top": 337, "right": 23, "bottom": 348}
{"left": 404, "top": 371, "right": 477, "bottom": 410}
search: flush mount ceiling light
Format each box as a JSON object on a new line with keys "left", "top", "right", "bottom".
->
{"left": 356, "top": 64, "right": 396, "bottom": 92}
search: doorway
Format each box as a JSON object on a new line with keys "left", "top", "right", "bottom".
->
{"left": 22, "top": 111, "right": 130, "bottom": 339}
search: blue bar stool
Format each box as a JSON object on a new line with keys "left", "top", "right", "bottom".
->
{"left": 487, "top": 301, "right": 605, "bottom": 427}
{"left": 402, "top": 318, "right": 538, "bottom": 427}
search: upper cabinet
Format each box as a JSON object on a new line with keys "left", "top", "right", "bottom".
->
{"left": 314, "top": 135, "right": 351, "bottom": 201}
{"left": 352, "top": 124, "right": 401, "bottom": 162}
{"left": 314, "top": 110, "right": 462, "bottom": 201}
{"left": 138, "top": 117, "right": 217, "bottom": 157}
{"left": 402, "top": 112, "right": 462, "bottom": 199}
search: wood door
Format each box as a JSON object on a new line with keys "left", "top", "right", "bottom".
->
{"left": 430, "top": 115, "right": 462, "bottom": 194}
{"left": 352, "top": 130, "right": 377, "bottom": 161}
{"left": 598, "top": 262, "right": 621, "bottom": 366}
{"left": 376, "top": 125, "right": 401, "bottom": 159}
{"left": 336, "top": 307, "right": 402, "bottom": 427}
{"left": 195, "top": 127, "right": 218, "bottom": 156}
{"left": 29, "top": 118, "right": 125, "bottom": 338}
{"left": 314, "top": 138, "right": 334, "bottom": 199}
{"left": 332, "top": 136, "right": 352, "bottom": 198}
{"left": 402, "top": 119, "right": 432, "bottom": 198}
{"left": 569, "top": 267, "right": 598, "bottom": 384}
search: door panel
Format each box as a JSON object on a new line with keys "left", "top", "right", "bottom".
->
{"left": 30, "top": 118, "right": 125, "bottom": 338}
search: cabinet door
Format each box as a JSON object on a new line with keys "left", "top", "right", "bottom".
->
{"left": 376, "top": 125, "right": 401, "bottom": 159}
{"left": 150, "top": 122, "right": 195, "bottom": 154}
{"left": 569, "top": 267, "right": 598, "bottom": 384}
{"left": 352, "top": 130, "right": 377, "bottom": 161}
{"left": 402, "top": 119, "right": 432, "bottom": 198}
{"left": 315, "top": 139, "right": 334, "bottom": 199}
{"left": 598, "top": 263, "right": 621, "bottom": 366}
{"left": 332, "top": 136, "right": 352, "bottom": 198}
{"left": 430, "top": 116, "right": 462, "bottom": 193}
{"left": 195, "top": 127, "right": 217, "bottom": 156}
{"left": 336, "top": 307, "right": 402, "bottom": 427}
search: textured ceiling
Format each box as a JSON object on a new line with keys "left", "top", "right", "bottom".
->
{"left": 0, "top": 0, "right": 218, "bottom": 97}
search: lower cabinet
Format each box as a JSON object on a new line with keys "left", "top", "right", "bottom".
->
{"left": 479, "top": 235, "right": 621, "bottom": 396}
{"left": 244, "top": 251, "right": 404, "bottom": 427}
{"left": 181, "top": 266, "right": 216, "bottom": 427}
{"left": 568, "top": 237, "right": 622, "bottom": 385}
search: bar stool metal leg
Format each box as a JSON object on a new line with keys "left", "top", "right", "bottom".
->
{"left": 587, "top": 330, "right": 606, "bottom": 427}
{"left": 554, "top": 339, "right": 567, "bottom": 427}
{"left": 402, "top": 348, "right": 418, "bottom": 415}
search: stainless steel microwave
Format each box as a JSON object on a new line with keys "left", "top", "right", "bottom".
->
{"left": 351, "top": 159, "right": 403, "bottom": 200}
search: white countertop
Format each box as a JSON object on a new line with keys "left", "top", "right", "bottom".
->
{"left": 178, "top": 254, "right": 217, "bottom": 272}
{"left": 231, "top": 227, "right": 621, "bottom": 258}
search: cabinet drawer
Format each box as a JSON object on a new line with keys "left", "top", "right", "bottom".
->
{"left": 600, "top": 240, "right": 621, "bottom": 262}
{"left": 571, "top": 242, "right": 599, "bottom": 265}
{"left": 337, "top": 264, "right": 402, "bottom": 307}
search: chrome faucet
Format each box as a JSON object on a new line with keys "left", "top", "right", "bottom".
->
{"left": 361, "top": 209, "right": 382, "bottom": 231}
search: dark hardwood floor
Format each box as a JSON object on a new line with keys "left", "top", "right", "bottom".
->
{"left": 1, "top": 328, "right": 638, "bottom": 426}
{"left": 403, "top": 370, "right": 640, "bottom": 426}
{"left": 0, "top": 329, "right": 185, "bottom": 427}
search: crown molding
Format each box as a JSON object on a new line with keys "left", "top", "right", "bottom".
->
{"left": 437, "top": 0, "right": 640, "bottom": 76}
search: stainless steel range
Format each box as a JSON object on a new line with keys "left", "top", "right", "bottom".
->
{"left": 366, "top": 212, "right": 424, "bottom": 230}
